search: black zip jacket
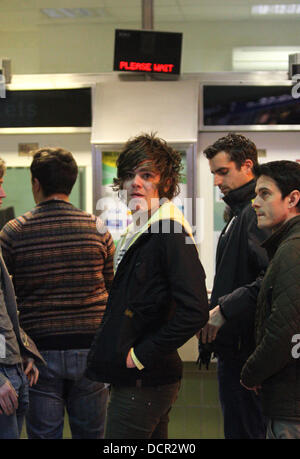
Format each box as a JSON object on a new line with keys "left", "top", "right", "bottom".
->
{"left": 86, "top": 219, "right": 209, "bottom": 387}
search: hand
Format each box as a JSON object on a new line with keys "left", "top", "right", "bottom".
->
{"left": 126, "top": 351, "right": 136, "bottom": 368}
{"left": 23, "top": 357, "right": 39, "bottom": 387}
{"left": 201, "top": 305, "right": 225, "bottom": 343}
{"left": 240, "top": 380, "right": 261, "bottom": 395}
{"left": 0, "top": 380, "right": 18, "bottom": 415}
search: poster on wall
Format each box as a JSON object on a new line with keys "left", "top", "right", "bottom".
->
{"left": 100, "top": 151, "right": 131, "bottom": 242}
{"left": 100, "top": 151, "right": 188, "bottom": 243}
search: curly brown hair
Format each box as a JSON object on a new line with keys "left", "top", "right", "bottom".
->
{"left": 113, "top": 133, "right": 182, "bottom": 200}
{"left": 203, "top": 133, "right": 258, "bottom": 170}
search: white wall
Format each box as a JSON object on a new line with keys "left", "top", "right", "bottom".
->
{"left": 1, "top": 19, "right": 300, "bottom": 75}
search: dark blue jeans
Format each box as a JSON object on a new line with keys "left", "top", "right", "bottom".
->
{"left": 105, "top": 381, "right": 180, "bottom": 439}
{"left": 26, "top": 349, "right": 109, "bottom": 439}
{"left": 0, "top": 363, "right": 29, "bottom": 439}
{"left": 217, "top": 357, "right": 267, "bottom": 439}
{"left": 267, "top": 419, "right": 300, "bottom": 439}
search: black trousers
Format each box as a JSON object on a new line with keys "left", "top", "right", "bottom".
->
{"left": 217, "top": 357, "right": 267, "bottom": 439}
{"left": 105, "top": 381, "right": 180, "bottom": 439}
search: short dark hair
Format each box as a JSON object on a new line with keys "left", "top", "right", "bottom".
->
{"left": 203, "top": 133, "right": 258, "bottom": 169}
{"left": 113, "top": 133, "right": 182, "bottom": 200}
{"left": 254, "top": 160, "right": 300, "bottom": 210}
{"left": 30, "top": 148, "right": 78, "bottom": 197}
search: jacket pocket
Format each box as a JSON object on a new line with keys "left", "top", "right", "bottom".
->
{"left": 115, "top": 301, "right": 160, "bottom": 366}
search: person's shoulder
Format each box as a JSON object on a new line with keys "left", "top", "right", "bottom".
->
{"left": 74, "top": 207, "right": 96, "bottom": 221}
{"left": 149, "top": 218, "right": 188, "bottom": 235}
{"left": 65, "top": 204, "right": 97, "bottom": 222}
{"left": 2, "top": 209, "right": 35, "bottom": 233}
{"left": 149, "top": 220, "right": 198, "bottom": 251}
{"left": 279, "top": 232, "right": 300, "bottom": 256}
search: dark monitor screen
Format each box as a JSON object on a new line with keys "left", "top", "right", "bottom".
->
{"left": 0, "top": 88, "right": 91, "bottom": 128}
{"left": 113, "top": 29, "right": 182, "bottom": 75}
{"left": 203, "top": 85, "right": 300, "bottom": 126}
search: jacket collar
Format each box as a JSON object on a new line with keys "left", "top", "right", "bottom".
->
{"left": 223, "top": 179, "right": 256, "bottom": 214}
{"left": 262, "top": 214, "right": 300, "bottom": 259}
{"left": 119, "top": 200, "right": 195, "bottom": 248}
{"left": 37, "top": 199, "right": 72, "bottom": 207}
{"left": 115, "top": 201, "right": 196, "bottom": 273}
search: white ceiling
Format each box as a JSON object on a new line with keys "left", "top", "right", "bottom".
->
{"left": 1, "top": 0, "right": 300, "bottom": 30}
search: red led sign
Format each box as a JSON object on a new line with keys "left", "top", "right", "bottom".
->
{"left": 119, "top": 61, "right": 174, "bottom": 73}
{"left": 114, "top": 29, "right": 182, "bottom": 75}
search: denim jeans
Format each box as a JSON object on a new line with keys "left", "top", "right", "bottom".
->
{"left": 105, "top": 381, "right": 180, "bottom": 439}
{"left": 0, "top": 363, "right": 29, "bottom": 439}
{"left": 267, "top": 419, "right": 300, "bottom": 439}
{"left": 26, "top": 349, "right": 109, "bottom": 439}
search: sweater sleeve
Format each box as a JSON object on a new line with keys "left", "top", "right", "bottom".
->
{"left": 241, "top": 240, "right": 300, "bottom": 387}
{"left": 133, "top": 229, "right": 209, "bottom": 367}
{"left": 101, "top": 230, "right": 115, "bottom": 293}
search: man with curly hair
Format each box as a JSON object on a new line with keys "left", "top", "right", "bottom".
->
{"left": 86, "top": 133, "right": 209, "bottom": 439}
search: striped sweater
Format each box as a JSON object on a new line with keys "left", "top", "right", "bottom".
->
{"left": 0, "top": 199, "right": 115, "bottom": 350}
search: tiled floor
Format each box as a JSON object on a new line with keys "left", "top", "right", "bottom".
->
{"left": 21, "top": 361, "right": 224, "bottom": 439}
{"left": 169, "top": 361, "right": 224, "bottom": 439}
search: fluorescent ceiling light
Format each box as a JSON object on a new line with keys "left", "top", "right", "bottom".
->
{"left": 233, "top": 46, "right": 300, "bottom": 71}
{"left": 41, "top": 9, "right": 64, "bottom": 18}
{"left": 41, "top": 8, "right": 103, "bottom": 18}
{"left": 252, "top": 4, "right": 300, "bottom": 15}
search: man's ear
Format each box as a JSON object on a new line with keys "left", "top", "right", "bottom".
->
{"left": 288, "top": 190, "right": 300, "bottom": 209}
{"left": 32, "top": 177, "right": 41, "bottom": 191}
{"left": 242, "top": 159, "right": 254, "bottom": 175}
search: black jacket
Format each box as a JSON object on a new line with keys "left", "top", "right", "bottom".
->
{"left": 218, "top": 276, "right": 263, "bottom": 323}
{"left": 210, "top": 180, "right": 270, "bottom": 361}
{"left": 86, "top": 216, "right": 209, "bottom": 387}
{"left": 241, "top": 216, "right": 300, "bottom": 420}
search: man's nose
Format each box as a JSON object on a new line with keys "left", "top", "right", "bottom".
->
{"left": 214, "top": 174, "right": 222, "bottom": 187}
{"left": 252, "top": 196, "right": 259, "bottom": 208}
{"left": 131, "top": 174, "right": 142, "bottom": 187}
{"left": 0, "top": 185, "right": 6, "bottom": 199}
